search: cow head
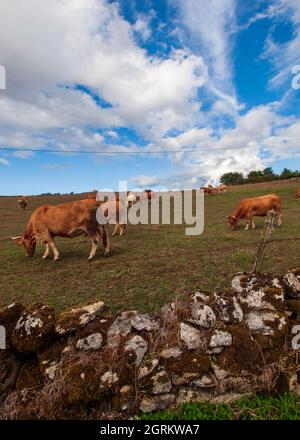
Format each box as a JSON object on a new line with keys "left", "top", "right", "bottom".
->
{"left": 11, "top": 234, "right": 36, "bottom": 257}
{"left": 226, "top": 215, "right": 238, "bottom": 230}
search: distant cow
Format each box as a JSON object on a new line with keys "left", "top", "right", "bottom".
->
{"left": 227, "top": 194, "right": 282, "bottom": 230}
{"left": 11, "top": 199, "right": 109, "bottom": 261}
{"left": 201, "top": 186, "right": 217, "bottom": 195}
{"left": 127, "top": 194, "right": 137, "bottom": 206}
{"left": 18, "top": 196, "right": 28, "bottom": 211}
{"left": 97, "top": 199, "right": 127, "bottom": 237}
{"left": 145, "top": 190, "right": 153, "bottom": 200}
{"left": 294, "top": 188, "right": 300, "bottom": 198}
{"left": 217, "top": 184, "right": 228, "bottom": 194}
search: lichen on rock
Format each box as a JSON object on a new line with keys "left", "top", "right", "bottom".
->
{"left": 12, "top": 304, "right": 55, "bottom": 352}
{"left": 76, "top": 333, "right": 103, "bottom": 351}
{"left": 55, "top": 302, "right": 106, "bottom": 335}
{"left": 282, "top": 268, "right": 300, "bottom": 299}
{"left": 124, "top": 335, "right": 148, "bottom": 367}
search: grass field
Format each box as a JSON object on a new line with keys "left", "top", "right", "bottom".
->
{"left": 0, "top": 180, "right": 300, "bottom": 314}
{"left": 138, "top": 393, "right": 300, "bottom": 420}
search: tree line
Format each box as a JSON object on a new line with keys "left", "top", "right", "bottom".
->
{"left": 220, "top": 167, "right": 300, "bottom": 186}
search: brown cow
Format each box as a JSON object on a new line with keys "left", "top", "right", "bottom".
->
{"left": 201, "top": 186, "right": 217, "bottom": 195}
{"left": 227, "top": 194, "right": 282, "bottom": 230}
{"left": 217, "top": 184, "right": 228, "bottom": 194}
{"left": 18, "top": 196, "right": 28, "bottom": 211}
{"left": 11, "top": 199, "right": 110, "bottom": 261}
{"left": 294, "top": 188, "right": 300, "bottom": 198}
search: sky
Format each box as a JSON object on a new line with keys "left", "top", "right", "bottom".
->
{"left": 0, "top": 0, "right": 300, "bottom": 195}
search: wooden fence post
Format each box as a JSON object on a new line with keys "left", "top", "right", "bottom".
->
{"left": 253, "top": 210, "right": 276, "bottom": 274}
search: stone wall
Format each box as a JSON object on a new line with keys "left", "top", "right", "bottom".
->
{"left": 0, "top": 268, "right": 300, "bottom": 419}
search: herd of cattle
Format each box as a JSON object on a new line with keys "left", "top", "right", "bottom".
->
{"left": 11, "top": 186, "right": 299, "bottom": 260}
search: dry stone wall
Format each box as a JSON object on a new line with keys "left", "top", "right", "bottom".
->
{"left": 0, "top": 268, "right": 300, "bottom": 419}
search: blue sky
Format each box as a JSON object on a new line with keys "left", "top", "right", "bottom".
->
{"left": 0, "top": 0, "right": 300, "bottom": 195}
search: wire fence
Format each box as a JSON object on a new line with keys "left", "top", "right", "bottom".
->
{"left": 1, "top": 234, "right": 299, "bottom": 278}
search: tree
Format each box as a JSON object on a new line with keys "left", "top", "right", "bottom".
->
{"left": 263, "top": 167, "right": 276, "bottom": 180}
{"left": 220, "top": 172, "right": 244, "bottom": 186}
{"left": 280, "top": 168, "right": 294, "bottom": 179}
{"left": 247, "top": 170, "right": 265, "bottom": 183}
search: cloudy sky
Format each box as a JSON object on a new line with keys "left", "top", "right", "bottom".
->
{"left": 0, "top": 0, "right": 300, "bottom": 195}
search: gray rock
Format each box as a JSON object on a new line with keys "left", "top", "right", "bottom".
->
{"left": 107, "top": 310, "right": 137, "bottom": 346}
{"left": 55, "top": 302, "right": 106, "bottom": 335}
{"left": 180, "top": 322, "right": 202, "bottom": 350}
{"left": 193, "top": 374, "right": 215, "bottom": 388}
{"left": 245, "top": 311, "right": 287, "bottom": 335}
{"left": 151, "top": 370, "right": 172, "bottom": 394}
{"left": 211, "top": 362, "right": 229, "bottom": 380}
{"left": 140, "top": 394, "right": 175, "bottom": 413}
{"left": 187, "top": 303, "right": 216, "bottom": 328}
{"left": 213, "top": 293, "right": 243, "bottom": 323}
{"left": 161, "top": 347, "right": 182, "bottom": 359}
{"left": 209, "top": 330, "right": 232, "bottom": 349}
{"left": 12, "top": 304, "right": 55, "bottom": 352}
{"left": 138, "top": 359, "right": 159, "bottom": 380}
{"left": 177, "top": 388, "right": 208, "bottom": 404}
{"left": 125, "top": 335, "right": 148, "bottom": 366}
{"left": 282, "top": 269, "right": 300, "bottom": 299}
{"left": 171, "top": 372, "right": 199, "bottom": 386}
{"left": 232, "top": 273, "right": 284, "bottom": 310}
{"left": 131, "top": 314, "right": 160, "bottom": 331}
{"left": 76, "top": 333, "right": 103, "bottom": 351}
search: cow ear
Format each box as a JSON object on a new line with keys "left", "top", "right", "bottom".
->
{"left": 226, "top": 216, "right": 230, "bottom": 219}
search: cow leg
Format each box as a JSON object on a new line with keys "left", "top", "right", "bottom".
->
{"left": 245, "top": 220, "right": 250, "bottom": 230}
{"left": 112, "top": 224, "right": 119, "bottom": 236}
{"left": 49, "top": 240, "right": 60, "bottom": 261}
{"left": 277, "top": 213, "right": 282, "bottom": 227}
{"left": 42, "top": 244, "right": 50, "bottom": 259}
{"left": 119, "top": 224, "right": 124, "bottom": 236}
{"left": 100, "top": 225, "right": 110, "bottom": 256}
{"left": 251, "top": 219, "right": 256, "bottom": 229}
{"left": 88, "top": 238, "right": 99, "bottom": 260}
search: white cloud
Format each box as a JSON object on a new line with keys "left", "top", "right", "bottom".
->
{"left": 0, "top": 158, "right": 9, "bottom": 166}
{"left": 259, "top": 0, "right": 300, "bottom": 88}
{"left": 132, "top": 105, "right": 300, "bottom": 187}
{"left": 0, "top": 0, "right": 300, "bottom": 190}
{"left": 173, "top": 0, "right": 239, "bottom": 115}
{"left": 0, "top": 0, "right": 208, "bottom": 149}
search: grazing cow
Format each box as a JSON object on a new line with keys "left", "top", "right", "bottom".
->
{"left": 217, "top": 184, "right": 228, "bottom": 194}
{"left": 11, "top": 199, "right": 109, "bottom": 261}
{"left": 294, "top": 188, "right": 300, "bottom": 198}
{"left": 97, "top": 199, "right": 127, "bottom": 237}
{"left": 227, "top": 194, "right": 282, "bottom": 230}
{"left": 18, "top": 196, "right": 28, "bottom": 211}
{"left": 201, "top": 186, "right": 217, "bottom": 195}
